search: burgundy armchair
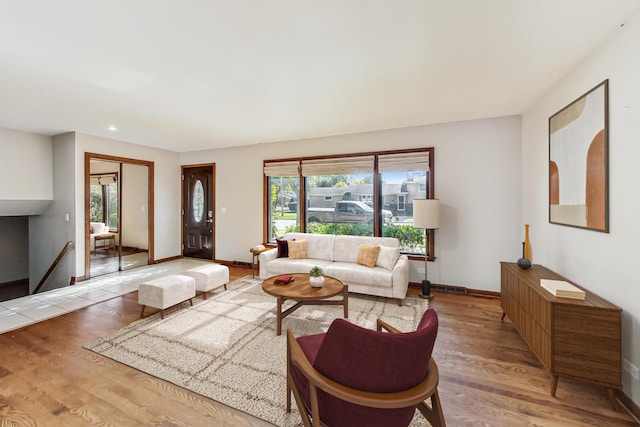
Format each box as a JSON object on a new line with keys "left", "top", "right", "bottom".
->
{"left": 286, "top": 308, "right": 445, "bottom": 427}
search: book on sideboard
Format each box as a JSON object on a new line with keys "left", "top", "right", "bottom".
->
{"left": 539, "top": 279, "right": 586, "bottom": 300}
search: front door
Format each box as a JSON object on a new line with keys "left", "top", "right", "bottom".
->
{"left": 183, "top": 165, "right": 214, "bottom": 260}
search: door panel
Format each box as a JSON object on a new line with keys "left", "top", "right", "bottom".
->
{"left": 183, "top": 166, "right": 214, "bottom": 260}
{"left": 87, "top": 156, "right": 151, "bottom": 278}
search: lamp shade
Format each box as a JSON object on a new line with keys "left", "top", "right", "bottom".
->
{"left": 413, "top": 199, "right": 440, "bottom": 229}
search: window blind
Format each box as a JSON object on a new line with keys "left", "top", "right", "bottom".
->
{"left": 90, "top": 173, "right": 118, "bottom": 185}
{"left": 377, "top": 152, "right": 430, "bottom": 173}
{"left": 263, "top": 161, "right": 300, "bottom": 177}
{"left": 301, "top": 156, "right": 374, "bottom": 176}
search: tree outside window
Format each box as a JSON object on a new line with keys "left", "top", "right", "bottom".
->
{"left": 89, "top": 177, "right": 118, "bottom": 230}
{"left": 268, "top": 175, "right": 299, "bottom": 240}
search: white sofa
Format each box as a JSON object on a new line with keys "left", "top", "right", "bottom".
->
{"left": 259, "top": 232, "right": 410, "bottom": 304}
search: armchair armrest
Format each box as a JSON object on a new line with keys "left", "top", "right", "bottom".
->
{"left": 376, "top": 318, "right": 401, "bottom": 334}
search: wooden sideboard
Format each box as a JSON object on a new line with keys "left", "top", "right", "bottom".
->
{"left": 500, "top": 262, "right": 622, "bottom": 409}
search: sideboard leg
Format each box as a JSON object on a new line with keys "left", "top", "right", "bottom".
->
{"left": 607, "top": 388, "right": 620, "bottom": 411}
{"left": 550, "top": 375, "right": 559, "bottom": 397}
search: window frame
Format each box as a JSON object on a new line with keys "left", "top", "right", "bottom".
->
{"left": 262, "top": 147, "right": 435, "bottom": 259}
{"left": 397, "top": 194, "right": 406, "bottom": 212}
{"left": 89, "top": 173, "right": 119, "bottom": 232}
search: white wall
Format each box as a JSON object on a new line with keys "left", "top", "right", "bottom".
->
{"left": 121, "top": 163, "right": 149, "bottom": 250}
{"left": 0, "top": 127, "right": 53, "bottom": 215}
{"left": 24, "top": 132, "right": 178, "bottom": 287}
{"left": 74, "top": 133, "right": 181, "bottom": 277}
{"left": 29, "top": 133, "right": 76, "bottom": 292}
{"left": 181, "top": 116, "right": 522, "bottom": 291}
{"left": 522, "top": 12, "right": 640, "bottom": 406}
{"left": 0, "top": 127, "right": 49, "bottom": 283}
{"left": 89, "top": 160, "right": 149, "bottom": 250}
{"left": 0, "top": 127, "right": 52, "bottom": 200}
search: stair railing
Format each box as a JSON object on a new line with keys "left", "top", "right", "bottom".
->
{"left": 32, "top": 241, "right": 74, "bottom": 294}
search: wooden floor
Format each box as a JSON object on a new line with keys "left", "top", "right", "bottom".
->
{"left": 0, "top": 266, "right": 637, "bottom": 426}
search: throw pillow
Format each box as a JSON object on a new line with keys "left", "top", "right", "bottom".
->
{"left": 357, "top": 244, "right": 380, "bottom": 268}
{"left": 376, "top": 245, "right": 401, "bottom": 271}
{"left": 288, "top": 240, "right": 308, "bottom": 259}
{"left": 276, "top": 238, "right": 290, "bottom": 258}
{"left": 89, "top": 225, "right": 94, "bottom": 234}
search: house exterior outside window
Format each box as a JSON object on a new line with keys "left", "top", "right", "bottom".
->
{"left": 263, "top": 148, "right": 433, "bottom": 255}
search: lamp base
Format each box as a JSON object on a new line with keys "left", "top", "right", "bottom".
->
{"left": 420, "top": 279, "right": 434, "bottom": 299}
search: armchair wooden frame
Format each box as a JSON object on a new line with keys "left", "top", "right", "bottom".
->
{"left": 286, "top": 318, "right": 446, "bottom": 427}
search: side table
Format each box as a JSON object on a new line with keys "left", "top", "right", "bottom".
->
{"left": 249, "top": 245, "right": 270, "bottom": 278}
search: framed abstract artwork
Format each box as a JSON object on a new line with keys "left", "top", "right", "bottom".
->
{"left": 548, "top": 80, "right": 609, "bottom": 232}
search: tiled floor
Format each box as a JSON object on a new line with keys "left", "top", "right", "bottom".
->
{"left": 90, "top": 252, "right": 150, "bottom": 276}
{"left": 0, "top": 258, "right": 212, "bottom": 334}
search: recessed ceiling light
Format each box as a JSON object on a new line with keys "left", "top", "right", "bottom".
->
{"left": 108, "top": 125, "right": 117, "bottom": 131}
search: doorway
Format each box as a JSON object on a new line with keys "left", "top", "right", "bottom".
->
{"left": 182, "top": 164, "right": 215, "bottom": 260}
{"left": 85, "top": 153, "right": 154, "bottom": 279}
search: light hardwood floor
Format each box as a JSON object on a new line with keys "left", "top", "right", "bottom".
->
{"left": 0, "top": 266, "right": 637, "bottom": 426}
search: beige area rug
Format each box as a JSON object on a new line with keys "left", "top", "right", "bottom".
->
{"left": 84, "top": 276, "right": 429, "bottom": 426}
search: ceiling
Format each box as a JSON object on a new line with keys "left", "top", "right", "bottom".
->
{"left": 1, "top": 1, "right": 639, "bottom": 153}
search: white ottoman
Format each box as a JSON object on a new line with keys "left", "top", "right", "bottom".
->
{"left": 138, "top": 274, "right": 196, "bottom": 319}
{"left": 184, "top": 263, "right": 229, "bottom": 299}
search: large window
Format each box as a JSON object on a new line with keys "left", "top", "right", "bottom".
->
{"left": 303, "top": 156, "right": 375, "bottom": 237}
{"left": 90, "top": 173, "right": 119, "bottom": 230}
{"left": 265, "top": 162, "right": 300, "bottom": 241}
{"left": 263, "top": 148, "right": 433, "bottom": 255}
{"left": 379, "top": 151, "right": 430, "bottom": 255}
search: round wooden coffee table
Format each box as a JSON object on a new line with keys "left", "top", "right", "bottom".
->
{"left": 262, "top": 273, "right": 349, "bottom": 336}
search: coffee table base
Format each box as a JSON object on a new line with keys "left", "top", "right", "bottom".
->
{"left": 275, "top": 286, "right": 348, "bottom": 336}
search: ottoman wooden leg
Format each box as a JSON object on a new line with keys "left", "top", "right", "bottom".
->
{"left": 140, "top": 305, "right": 146, "bottom": 317}
{"left": 160, "top": 309, "right": 165, "bottom": 319}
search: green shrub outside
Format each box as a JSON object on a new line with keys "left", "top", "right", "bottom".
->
{"left": 382, "top": 224, "right": 425, "bottom": 252}
{"left": 279, "top": 222, "right": 424, "bottom": 252}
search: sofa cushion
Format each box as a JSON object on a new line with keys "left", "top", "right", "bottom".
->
{"left": 376, "top": 245, "right": 401, "bottom": 271}
{"left": 284, "top": 232, "right": 335, "bottom": 261}
{"left": 324, "top": 262, "right": 392, "bottom": 288}
{"left": 288, "top": 240, "right": 307, "bottom": 259}
{"left": 276, "top": 238, "right": 290, "bottom": 258}
{"left": 356, "top": 244, "right": 380, "bottom": 268}
{"left": 333, "top": 235, "right": 400, "bottom": 263}
{"left": 266, "top": 258, "right": 333, "bottom": 276}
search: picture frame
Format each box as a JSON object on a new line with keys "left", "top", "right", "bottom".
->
{"left": 548, "top": 80, "right": 609, "bottom": 232}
